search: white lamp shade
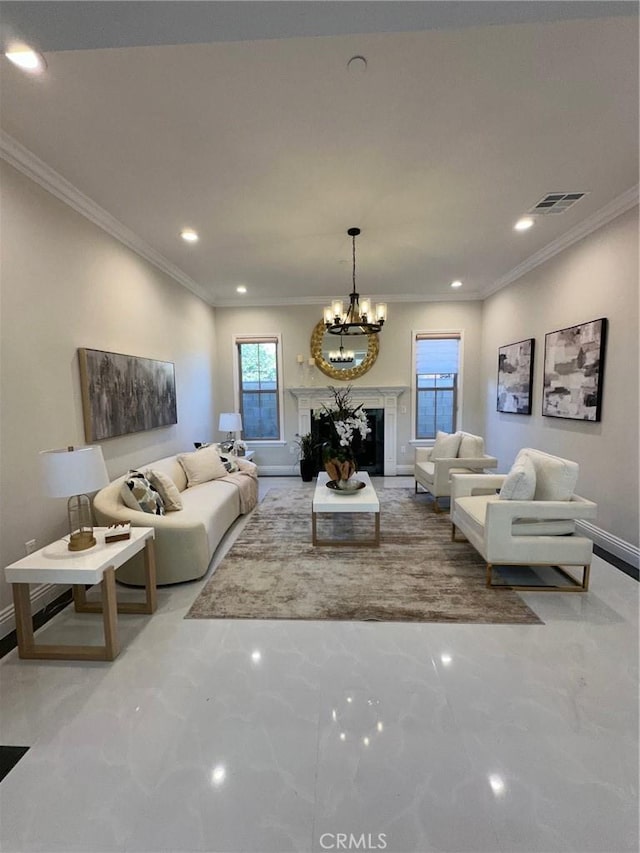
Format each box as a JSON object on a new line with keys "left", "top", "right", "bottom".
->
{"left": 40, "top": 446, "right": 109, "bottom": 498}
{"left": 218, "top": 412, "right": 243, "bottom": 432}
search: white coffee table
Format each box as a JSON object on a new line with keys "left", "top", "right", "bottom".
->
{"left": 312, "top": 471, "right": 380, "bottom": 547}
{"left": 4, "top": 527, "right": 156, "bottom": 662}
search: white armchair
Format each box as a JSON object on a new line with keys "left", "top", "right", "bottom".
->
{"left": 450, "top": 449, "right": 597, "bottom": 592}
{"left": 414, "top": 431, "right": 497, "bottom": 511}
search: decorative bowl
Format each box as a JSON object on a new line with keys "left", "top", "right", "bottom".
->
{"left": 326, "top": 479, "right": 366, "bottom": 495}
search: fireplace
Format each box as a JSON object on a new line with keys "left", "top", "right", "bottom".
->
{"left": 310, "top": 407, "right": 384, "bottom": 476}
{"left": 289, "top": 386, "right": 408, "bottom": 476}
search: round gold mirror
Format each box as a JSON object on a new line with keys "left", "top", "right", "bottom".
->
{"left": 310, "top": 320, "right": 379, "bottom": 381}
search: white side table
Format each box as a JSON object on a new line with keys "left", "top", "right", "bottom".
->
{"left": 4, "top": 527, "right": 156, "bottom": 662}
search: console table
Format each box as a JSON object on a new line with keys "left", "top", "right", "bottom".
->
{"left": 4, "top": 527, "right": 156, "bottom": 662}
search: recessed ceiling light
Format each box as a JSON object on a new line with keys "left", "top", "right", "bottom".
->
{"left": 180, "top": 229, "right": 199, "bottom": 243}
{"left": 5, "top": 46, "right": 47, "bottom": 74}
{"left": 347, "top": 55, "right": 367, "bottom": 73}
{"left": 514, "top": 217, "right": 534, "bottom": 231}
{"left": 236, "top": 285, "right": 247, "bottom": 294}
{"left": 450, "top": 280, "right": 463, "bottom": 288}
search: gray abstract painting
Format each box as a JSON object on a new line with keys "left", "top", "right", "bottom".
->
{"left": 497, "top": 338, "right": 535, "bottom": 415}
{"left": 78, "top": 348, "right": 177, "bottom": 441}
{"left": 542, "top": 318, "right": 606, "bottom": 421}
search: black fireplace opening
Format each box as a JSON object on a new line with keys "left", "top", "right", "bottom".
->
{"left": 310, "top": 407, "right": 384, "bottom": 476}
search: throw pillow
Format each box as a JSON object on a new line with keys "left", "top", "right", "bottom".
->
{"left": 458, "top": 433, "right": 484, "bottom": 459}
{"left": 431, "top": 431, "right": 462, "bottom": 460}
{"left": 146, "top": 469, "right": 183, "bottom": 512}
{"left": 499, "top": 454, "right": 536, "bottom": 501}
{"left": 177, "top": 445, "right": 228, "bottom": 487}
{"left": 218, "top": 454, "right": 240, "bottom": 474}
{"left": 121, "top": 470, "right": 165, "bottom": 515}
{"left": 516, "top": 449, "right": 579, "bottom": 501}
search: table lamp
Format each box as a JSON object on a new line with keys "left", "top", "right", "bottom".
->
{"left": 218, "top": 412, "right": 242, "bottom": 452}
{"left": 40, "top": 445, "right": 109, "bottom": 551}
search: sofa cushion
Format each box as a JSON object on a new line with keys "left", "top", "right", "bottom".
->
{"left": 500, "top": 455, "right": 536, "bottom": 501}
{"left": 121, "top": 471, "right": 165, "bottom": 515}
{"left": 455, "top": 494, "right": 576, "bottom": 537}
{"left": 146, "top": 455, "right": 188, "bottom": 493}
{"left": 432, "top": 431, "right": 462, "bottom": 460}
{"left": 458, "top": 433, "right": 484, "bottom": 458}
{"left": 517, "top": 449, "right": 579, "bottom": 501}
{"left": 146, "top": 469, "right": 183, "bottom": 512}
{"left": 178, "top": 446, "right": 228, "bottom": 487}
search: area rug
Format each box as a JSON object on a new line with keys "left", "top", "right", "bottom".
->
{"left": 186, "top": 487, "right": 542, "bottom": 624}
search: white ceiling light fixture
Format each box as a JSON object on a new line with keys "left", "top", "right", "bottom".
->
{"left": 450, "top": 280, "right": 463, "bottom": 288}
{"left": 180, "top": 228, "right": 199, "bottom": 243}
{"left": 347, "top": 55, "right": 367, "bottom": 73}
{"left": 514, "top": 217, "right": 534, "bottom": 232}
{"left": 323, "top": 228, "right": 387, "bottom": 337}
{"left": 236, "top": 285, "right": 247, "bottom": 294}
{"left": 4, "top": 45, "right": 47, "bottom": 74}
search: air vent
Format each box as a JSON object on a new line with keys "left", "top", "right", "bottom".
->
{"left": 529, "top": 192, "right": 587, "bottom": 215}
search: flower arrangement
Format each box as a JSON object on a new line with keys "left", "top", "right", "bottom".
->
{"left": 315, "top": 386, "right": 370, "bottom": 476}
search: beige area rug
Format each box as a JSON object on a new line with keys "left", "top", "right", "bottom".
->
{"left": 186, "top": 487, "right": 542, "bottom": 624}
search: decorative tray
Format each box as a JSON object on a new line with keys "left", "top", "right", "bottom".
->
{"left": 326, "top": 480, "right": 366, "bottom": 494}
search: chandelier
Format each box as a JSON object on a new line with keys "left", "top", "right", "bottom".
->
{"left": 323, "top": 227, "right": 387, "bottom": 336}
{"left": 328, "top": 337, "right": 354, "bottom": 364}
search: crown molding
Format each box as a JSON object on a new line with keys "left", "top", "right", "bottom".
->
{"left": 0, "top": 131, "right": 215, "bottom": 307}
{"left": 212, "top": 291, "right": 484, "bottom": 309}
{"left": 484, "top": 184, "right": 639, "bottom": 298}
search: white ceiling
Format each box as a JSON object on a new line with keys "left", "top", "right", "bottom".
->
{"left": 0, "top": 2, "right": 638, "bottom": 308}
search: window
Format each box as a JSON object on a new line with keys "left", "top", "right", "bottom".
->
{"left": 235, "top": 337, "right": 281, "bottom": 440}
{"left": 415, "top": 333, "right": 461, "bottom": 439}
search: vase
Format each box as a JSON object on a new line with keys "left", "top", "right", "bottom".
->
{"left": 324, "top": 457, "right": 356, "bottom": 485}
{"left": 300, "top": 458, "right": 314, "bottom": 482}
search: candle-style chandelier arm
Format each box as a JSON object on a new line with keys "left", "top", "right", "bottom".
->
{"left": 323, "top": 227, "right": 387, "bottom": 336}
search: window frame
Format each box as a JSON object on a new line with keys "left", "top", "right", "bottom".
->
{"left": 411, "top": 330, "right": 464, "bottom": 444}
{"left": 232, "top": 333, "right": 285, "bottom": 444}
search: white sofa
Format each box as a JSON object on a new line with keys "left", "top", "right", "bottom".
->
{"left": 414, "top": 432, "right": 498, "bottom": 511}
{"left": 450, "top": 448, "right": 597, "bottom": 591}
{"left": 94, "top": 453, "right": 257, "bottom": 586}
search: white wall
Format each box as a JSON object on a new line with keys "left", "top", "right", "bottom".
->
{"left": 0, "top": 162, "right": 217, "bottom": 620}
{"left": 482, "top": 206, "right": 639, "bottom": 548}
{"left": 213, "top": 301, "right": 484, "bottom": 470}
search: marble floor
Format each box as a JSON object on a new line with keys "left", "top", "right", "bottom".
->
{"left": 0, "top": 478, "right": 638, "bottom": 853}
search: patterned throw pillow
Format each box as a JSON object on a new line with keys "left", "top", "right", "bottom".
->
{"left": 218, "top": 454, "right": 239, "bottom": 474}
{"left": 146, "top": 469, "right": 183, "bottom": 512}
{"left": 121, "top": 470, "right": 165, "bottom": 515}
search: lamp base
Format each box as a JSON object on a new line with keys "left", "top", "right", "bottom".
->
{"left": 68, "top": 530, "right": 96, "bottom": 552}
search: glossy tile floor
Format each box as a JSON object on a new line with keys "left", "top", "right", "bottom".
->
{"left": 1, "top": 478, "right": 638, "bottom": 853}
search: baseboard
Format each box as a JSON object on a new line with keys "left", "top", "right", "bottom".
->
{"left": 256, "top": 465, "right": 304, "bottom": 476}
{"left": 395, "top": 464, "right": 414, "bottom": 476}
{"left": 0, "top": 583, "right": 70, "bottom": 640}
{"left": 259, "top": 465, "right": 416, "bottom": 477}
{"left": 576, "top": 521, "right": 639, "bottom": 569}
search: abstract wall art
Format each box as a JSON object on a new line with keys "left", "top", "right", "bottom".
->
{"left": 497, "top": 338, "right": 535, "bottom": 414}
{"left": 542, "top": 318, "right": 607, "bottom": 421}
{"left": 78, "top": 348, "right": 177, "bottom": 441}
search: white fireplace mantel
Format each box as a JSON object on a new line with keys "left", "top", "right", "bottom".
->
{"left": 288, "top": 386, "right": 409, "bottom": 476}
